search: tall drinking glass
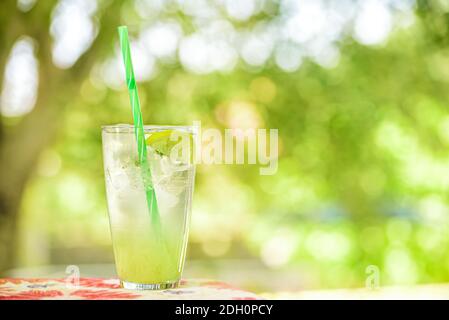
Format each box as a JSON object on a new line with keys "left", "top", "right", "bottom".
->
{"left": 102, "top": 124, "right": 195, "bottom": 290}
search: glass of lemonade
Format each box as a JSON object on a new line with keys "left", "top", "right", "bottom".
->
{"left": 102, "top": 124, "right": 196, "bottom": 290}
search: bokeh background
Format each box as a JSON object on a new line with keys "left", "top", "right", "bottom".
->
{"left": 1, "top": 0, "right": 449, "bottom": 296}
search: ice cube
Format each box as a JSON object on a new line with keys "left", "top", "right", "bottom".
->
{"left": 107, "top": 169, "right": 130, "bottom": 191}
{"left": 149, "top": 155, "right": 191, "bottom": 196}
{"left": 154, "top": 186, "right": 179, "bottom": 209}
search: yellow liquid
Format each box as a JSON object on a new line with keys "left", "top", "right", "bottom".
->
{"left": 112, "top": 228, "right": 181, "bottom": 284}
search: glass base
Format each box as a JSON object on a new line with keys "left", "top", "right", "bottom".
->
{"left": 120, "top": 280, "right": 179, "bottom": 290}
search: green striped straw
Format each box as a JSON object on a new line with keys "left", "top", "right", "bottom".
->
{"left": 118, "top": 26, "right": 160, "bottom": 227}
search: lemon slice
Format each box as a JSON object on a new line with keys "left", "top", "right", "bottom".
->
{"left": 146, "top": 130, "right": 192, "bottom": 157}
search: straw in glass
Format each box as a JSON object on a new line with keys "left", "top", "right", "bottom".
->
{"left": 118, "top": 26, "right": 160, "bottom": 227}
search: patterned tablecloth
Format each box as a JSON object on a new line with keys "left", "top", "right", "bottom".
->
{"left": 0, "top": 278, "right": 261, "bottom": 300}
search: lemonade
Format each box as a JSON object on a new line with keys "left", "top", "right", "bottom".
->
{"left": 102, "top": 124, "right": 195, "bottom": 289}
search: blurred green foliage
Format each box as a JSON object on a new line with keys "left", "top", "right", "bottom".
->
{"left": 4, "top": 0, "right": 449, "bottom": 291}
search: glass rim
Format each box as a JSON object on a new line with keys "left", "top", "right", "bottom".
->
{"left": 102, "top": 124, "right": 197, "bottom": 134}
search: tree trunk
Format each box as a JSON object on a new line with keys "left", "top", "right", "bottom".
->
{"left": 0, "top": 0, "right": 120, "bottom": 275}
{"left": 0, "top": 93, "right": 62, "bottom": 276}
{"left": 0, "top": 198, "right": 20, "bottom": 274}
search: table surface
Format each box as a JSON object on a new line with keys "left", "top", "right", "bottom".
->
{"left": 262, "top": 283, "right": 449, "bottom": 300}
{"left": 0, "top": 278, "right": 261, "bottom": 300}
{"left": 5, "top": 277, "right": 449, "bottom": 300}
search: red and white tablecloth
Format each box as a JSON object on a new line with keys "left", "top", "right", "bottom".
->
{"left": 0, "top": 278, "right": 261, "bottom": 300}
